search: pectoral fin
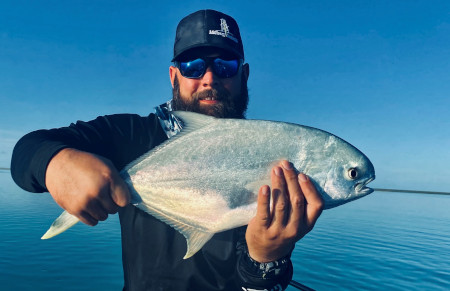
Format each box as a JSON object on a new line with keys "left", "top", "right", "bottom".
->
{"left": 41, "top": 211, "right": 80, "bottom": 239}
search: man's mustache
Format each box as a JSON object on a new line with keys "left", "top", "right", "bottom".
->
{"left": 193, "top": 89, "right": 229, "bottom": 101}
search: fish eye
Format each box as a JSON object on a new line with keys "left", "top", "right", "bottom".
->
{"left": 348, "top": 168, "right": 358, "bottom": 180}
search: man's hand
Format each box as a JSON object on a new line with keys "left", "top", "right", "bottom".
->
{"left": 246, "top": 160, "right": 324, "bottom": 263}
{"left": 45, "top": 148, "right": 131, "bottom": 226}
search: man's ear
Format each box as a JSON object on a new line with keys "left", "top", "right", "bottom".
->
{"left": 169, "top": 66, "right": 177, "bottom": 88}
{"left": 242, "top": 63, "right": 250, "bottom": 81}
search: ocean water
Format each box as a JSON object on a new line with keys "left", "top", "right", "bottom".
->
{"left": 1, "top": 172, "right": 449, "bottom": 290}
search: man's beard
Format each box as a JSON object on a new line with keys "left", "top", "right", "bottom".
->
{"left": 171, "top": 73, "right": 249, "bottom": 119}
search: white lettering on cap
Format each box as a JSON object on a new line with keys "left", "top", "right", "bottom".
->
{"left": 209, "top": 18, "right": 238, "bottom": 43}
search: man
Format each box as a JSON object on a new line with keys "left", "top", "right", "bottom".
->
{"left": 11, "top": 10, "right": 323, "bottom": 291}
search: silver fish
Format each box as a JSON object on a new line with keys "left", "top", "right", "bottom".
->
{"left": 42, "top": 111, "right": 375, "bottom": 259}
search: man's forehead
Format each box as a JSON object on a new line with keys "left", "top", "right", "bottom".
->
{"left": 176, "top": 47, "right": 238, "bottom": 61}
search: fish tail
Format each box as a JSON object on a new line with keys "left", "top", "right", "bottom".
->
{"left": 41, "top": 211, "right": 80, "bottom": 239}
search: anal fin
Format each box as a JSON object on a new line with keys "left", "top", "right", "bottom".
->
{"left": 135, "top": 203, "right": 214, "bottom": 259}
{"left": 183, "top": 230, "right": 214, "bottom": 259}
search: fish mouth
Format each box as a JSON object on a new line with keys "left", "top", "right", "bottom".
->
{"left": 355, "top": 176, "right": 375, "bottom": 195}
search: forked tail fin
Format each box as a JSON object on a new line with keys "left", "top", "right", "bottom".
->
{"left": 41, "top": 211, "right": 80, "bottom": 239}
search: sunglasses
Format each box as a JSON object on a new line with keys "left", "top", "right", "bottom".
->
{"left": 175, "top": 57, "right": 242, "bottom": 79}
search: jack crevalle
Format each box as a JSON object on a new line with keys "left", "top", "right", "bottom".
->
{"left": 42, "top": 111, "right": 375, "bottom": 259}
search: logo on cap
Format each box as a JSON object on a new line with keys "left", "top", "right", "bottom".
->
{"left": 209, "top": 18, "right": 238, "bottom": 43}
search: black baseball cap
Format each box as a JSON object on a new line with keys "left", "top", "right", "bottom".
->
{"left": 172, "top": 10, "right": 244, "bottom": 61}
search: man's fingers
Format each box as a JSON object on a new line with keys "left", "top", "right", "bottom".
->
{"left": 96, "top": 154, "right": 130, "bottom": 208}
{"left": 95, "top": 185, "right": 120, "bottom": 214}
{"left": 280, "top": 160, "right": 304, "bottom": 219}
{"left": 271, "top": 166, "right": 288, "bottom": 227}
{"left": 280, "top": 161, "right": 301, "bottom": 195}
{"left": 286, "top": 182, "right": 306, "bottom": 233}
{"left": 255, "top": 185, "right": 271, "bottom": 227}
{"left": 101, "top": 197, "right": 120, "bottom": 214}
{"left": 110, "top": 174, "right": 131, "bottom": 207}
{"left": 78, "top": 211, "right": 98, "bottom": 226}
{"left": 298, "top": 173, "right": 324, "bottom": 228}
{"left": 86, "top": 200, "right": 109, "bottom": 222}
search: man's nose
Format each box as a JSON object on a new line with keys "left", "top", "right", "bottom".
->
{"left": 201, "top": 66, "right": 219, "bottom": 87}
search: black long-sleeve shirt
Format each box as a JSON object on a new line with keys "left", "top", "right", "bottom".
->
{"left": 11, "top": 112, "right": 293, "bottom": 291}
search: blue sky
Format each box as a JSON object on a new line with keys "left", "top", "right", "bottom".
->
{"left": 1, "top": 0, "right": 449, "bottom": 192}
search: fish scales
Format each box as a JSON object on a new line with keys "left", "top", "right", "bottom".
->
{"left": 41, "top": 111, "right": 375, "bottom": 259}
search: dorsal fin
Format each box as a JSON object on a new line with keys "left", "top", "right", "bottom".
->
{"left": 172, "top": 111, "right": 216, "bottom": 134}
{"left": 121, "top": 111, "right": 215, "bottom": 174}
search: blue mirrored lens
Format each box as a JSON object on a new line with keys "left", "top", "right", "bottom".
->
{"left": 213, "top": 59, "right": 239, "bottom": 78}
{"left": 179, "top": 58, "right": 206, "bottom": 78}
{"left": 178, "top": 58, "right": 240, "bottom": 78}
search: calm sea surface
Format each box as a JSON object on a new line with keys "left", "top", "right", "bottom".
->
{"left": 1, "top": 172, "right": 449, "bottom": 290}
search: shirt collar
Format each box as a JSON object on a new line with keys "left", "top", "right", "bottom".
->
{"left": 154, "top": 100, "right": 184, "bottom": 138}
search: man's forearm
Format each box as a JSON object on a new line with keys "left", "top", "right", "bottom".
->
{"left": 11, "top": 129, "right": 70, "bottom": 193}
